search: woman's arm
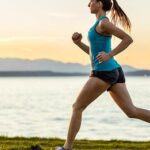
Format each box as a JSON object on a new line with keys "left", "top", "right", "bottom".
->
{"left": 72, "top": 32, "right": 90, "bottom": 55}
{"left": 75, "top": 41, "right": 90, "bottom": 55}
{"left": 101, "top": 19, "right": 133, "bottom": 58}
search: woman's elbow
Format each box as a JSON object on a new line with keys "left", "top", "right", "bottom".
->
{"left": 129, "top": 37, "right": 133, "bottom": 43}
{"left": 123, "top": 35, "right": 133, "bottom": 45}
{"left": 124, "top": 35, "right": 133, "bottom": 44}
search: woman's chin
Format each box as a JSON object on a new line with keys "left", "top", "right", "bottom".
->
{"left": 90, "top": 10, "right": 95, "bottom": 14}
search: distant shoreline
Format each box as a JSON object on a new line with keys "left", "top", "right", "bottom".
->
{"left": 0, "top": 71, "right": 149, "bottom": 77}
{"left": 0, "top": 71, "right": 88, "bottom": 77}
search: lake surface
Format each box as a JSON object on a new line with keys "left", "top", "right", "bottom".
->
{"left": 0, "top": 76, "right": 149, "bottom": 141}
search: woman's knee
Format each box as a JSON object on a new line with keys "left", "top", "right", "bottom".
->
{"left": 72, "top": 102, "right": 86, "bottom": 112}
{"left": 125, "top": 106, "right": 138, "bottom": 118}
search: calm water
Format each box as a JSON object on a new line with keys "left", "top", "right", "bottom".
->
{"left": 0, "top": 76, "right": 149, "bottom": 141}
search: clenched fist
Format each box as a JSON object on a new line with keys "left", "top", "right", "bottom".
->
{"left": 72, "top": 32, "right": 82, "bottom": 44}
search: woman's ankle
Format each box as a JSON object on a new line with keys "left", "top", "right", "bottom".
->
{"left": 63, "top": 143, "right": 72, "bottom": 150}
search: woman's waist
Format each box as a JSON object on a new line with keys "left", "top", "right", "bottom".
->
{"left": 90, "top": 52, "right": 114, "bottom": 60}
{"left": 91, "top": 59, "right": 121, "bottom": 71}
{"left": 90, "top": 47, "right": 112, "bottom": 53}
{"left": 91, "top": 57, "right": 119, "bottom": 67}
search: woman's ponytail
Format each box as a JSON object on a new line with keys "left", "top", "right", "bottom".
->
{"left": 111, "top": 0, "right": 131, "bottom": 32}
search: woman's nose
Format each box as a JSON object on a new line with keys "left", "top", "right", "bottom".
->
{"left": 88, "top": 2, "right": 90, "bottom": 7}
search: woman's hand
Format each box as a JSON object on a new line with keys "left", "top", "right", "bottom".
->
{"left": 96, "top": 51, "right": 112, "bottom": 63}
{"left": 72, "top": 32, "right": 82, "bottom": 45}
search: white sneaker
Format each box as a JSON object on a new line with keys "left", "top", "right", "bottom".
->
{"left": 55, "top": 146, "right": 65, "bottom": 150}
{"left": 55, "top": 146, "right": 71, "bottom": 150}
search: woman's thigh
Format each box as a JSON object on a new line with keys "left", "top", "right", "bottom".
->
{"left": 73, "top": 76, "right": 110, "bottom": 111}
{"left": 108, "top": 83, "right": 136, "bottom": 114}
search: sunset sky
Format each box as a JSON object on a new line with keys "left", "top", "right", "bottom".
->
{"left": 0, "top": 0, "right": 150, "bottom": 69}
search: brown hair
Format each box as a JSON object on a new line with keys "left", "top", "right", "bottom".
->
{"left": 97, "top": 0, "right": 132, "bottom": 32}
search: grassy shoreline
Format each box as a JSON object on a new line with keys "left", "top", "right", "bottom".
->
{"left": 0, "top": 136, "right": 150, "bottom": 150}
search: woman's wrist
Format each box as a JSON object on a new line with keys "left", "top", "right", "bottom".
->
{"left": 108, "top": 52, "right": 113, "bottom": 58}
{"left": 74, "top": 40, "right": 82, "bottom": 46}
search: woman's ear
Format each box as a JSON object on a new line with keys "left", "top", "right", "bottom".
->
{"left": 98, "top": 1, "right": 103, "bottom": 8}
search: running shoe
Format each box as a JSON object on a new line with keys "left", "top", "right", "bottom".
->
{"left": 55, "top": 146, "right": 71, "bottom": 150}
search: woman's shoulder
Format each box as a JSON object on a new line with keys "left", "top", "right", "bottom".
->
{"left": 98, "top": 17, "right": 116, "bottom": 34}
{"left": 97, "top": 17, "right": 112, "bottom": 36}
{"left": 99, "top": 17, "right": 111, "bottom": 28}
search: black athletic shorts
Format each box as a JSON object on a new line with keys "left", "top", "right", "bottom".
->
{"left": 89, "top": 67, "right": 125, "bottom": 91}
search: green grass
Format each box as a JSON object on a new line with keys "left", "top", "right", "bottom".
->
{"left": 0, "top": 136, "right": 149, "bottom": 150}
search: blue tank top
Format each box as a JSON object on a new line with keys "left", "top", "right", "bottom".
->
{"left": 87, "top": 16, "right": 121, "bottom": 71}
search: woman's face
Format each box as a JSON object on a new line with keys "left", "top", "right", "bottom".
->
{"left": 88, "top": 0, "right": 101, "bottom": 14}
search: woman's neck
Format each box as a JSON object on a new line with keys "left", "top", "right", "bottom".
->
{"left": 96, "top": 12, "right": 106, "bottom": 20}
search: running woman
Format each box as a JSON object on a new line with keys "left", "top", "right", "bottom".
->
{"left": 56, "top": 0, "right": 150, "bottom": 149}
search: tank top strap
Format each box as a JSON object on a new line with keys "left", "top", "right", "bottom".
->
{"left": 98, "top": 15, "right": 108, "bottom": 21}
{"left": 94, "top": 16, "right": 108, "bottom": 26}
